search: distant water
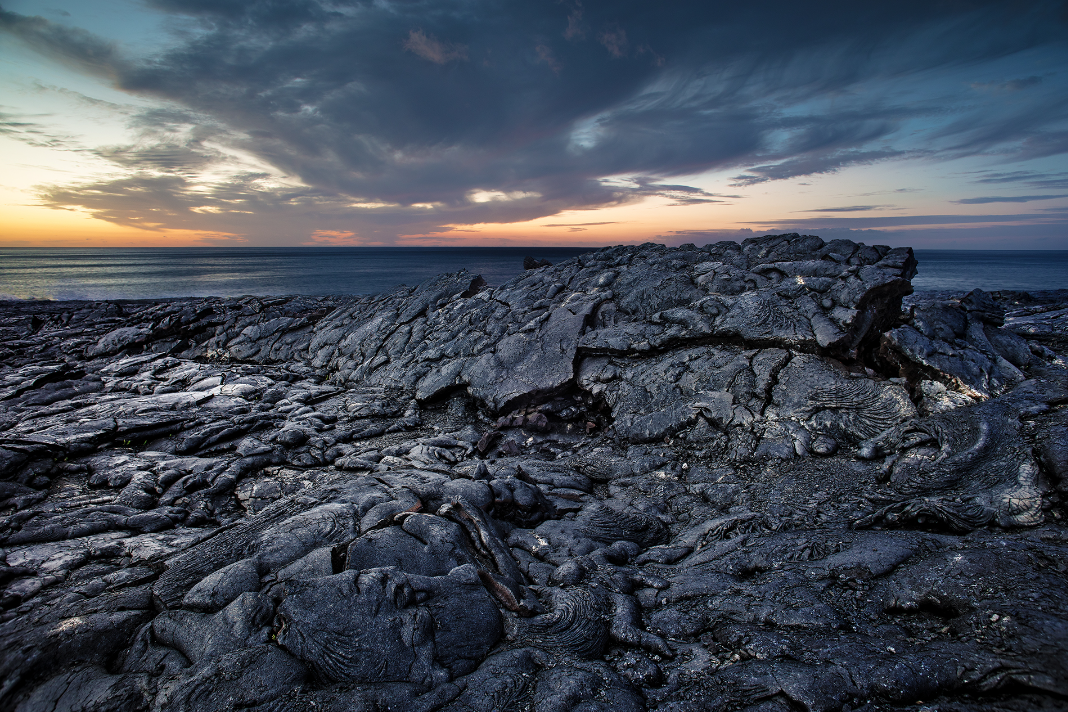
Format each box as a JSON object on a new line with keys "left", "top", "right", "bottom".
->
{"left": 0, "top": 247, "right": 593, "bottom": 301}
{"left": 912, "top": 250, "right": 1068, "bottom": 293}
{"left": 1, "top": 246, "right": 1066, "bottom": 301}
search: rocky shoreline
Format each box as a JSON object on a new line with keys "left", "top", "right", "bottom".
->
{"left": 1, "top": 233, "right": 1066, "bottom": 712}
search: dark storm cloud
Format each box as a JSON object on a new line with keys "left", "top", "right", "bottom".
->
{"left": 3, "top": 0, "right": 1068, "bottom": 240}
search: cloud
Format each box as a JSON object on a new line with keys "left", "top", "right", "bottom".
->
{"left": 35, "top": 172, "right": 333, "bottom": 234}
{"left": 31, "top": 170, "right": 636, "bottom": 244}
{"left": 953, "top": 194, "right": 1068, "bottom": 204}
{"left": 0, "top": 7, "right": 125, "bottom": 77}
{"left": 970, "top": 170, "right": 1068, "bottom": 191}
{"left": 797, "top": 205, "right": 894, "bottom": 212}
{"left": 564, "top": 9, "right": 584, "bottom": 41}
{"left": 598, "top": 27, "right": 627, "bottom": 58}
{"left": 0, "top": 108, "right": 86, "bottom": 152}
{"left": 544, "top": 221, "right": 619, "bottom": 227}
{"left": 536, "top": 44, "right": 562, "bottom": 73}
{"left": 621, "top": 178, "right": 739, "bottom": 205}
{"left": 305, "top": 229, "right": 361, "bottom": 245}
{"left": 971, "top": 76, "right": 1043, "bottom": 92}
{"left": 3, "top": 0, "right": 1068, "bottom": 243}
{"left": 730, "top": 149, "right": 913, "bottom": 186}
{"left": 31, "top": 82, "right": 133, "bottom": 114}
{"left": 404, "top": 29, "right": 468, "bottom": 64}
{"left": 744, "top": 212, "right": 1068, "bottom": 229}
{"left": 94, "top": 143, "right": 221, "bottom": 172}
{"left": 0, "top": 96, "right": 234, "bottom": 176}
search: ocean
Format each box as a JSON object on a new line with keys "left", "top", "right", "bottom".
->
{"left": 1, "top": 246, "right": 1066, "bottom": 301}
{"left": 0, "top": 247, "right": 591, "bottom": 301}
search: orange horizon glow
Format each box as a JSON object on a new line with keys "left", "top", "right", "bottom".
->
{"left": 2, "top": 163, "right": 1065, "bottom": 249}
{"left": 0, "top": 206, "right": 1055, "bottom": 249}
{"left": 0, "top": 196, "right": 249, "bottom": 247}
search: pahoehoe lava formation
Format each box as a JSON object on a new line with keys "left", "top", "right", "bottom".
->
{"left": 1, "top": 234, "right": 1067, "bottom": 711}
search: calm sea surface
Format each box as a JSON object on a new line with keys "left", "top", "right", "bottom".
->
{"left": 0, "top": 247, "right": 591, "bottom": 301}
{"left": 0, "top": 247, "right": 1066, "bottom": 301}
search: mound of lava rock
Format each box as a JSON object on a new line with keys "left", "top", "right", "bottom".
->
{"left": 1, "top": 233, "right": 1067, "bottom": 712}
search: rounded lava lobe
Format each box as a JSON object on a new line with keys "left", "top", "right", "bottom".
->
{"left": 275, "top": 565, "right": 501, "bottom": 686}
{"left": 276, "top": 568, "right": 431, "bottom": 684}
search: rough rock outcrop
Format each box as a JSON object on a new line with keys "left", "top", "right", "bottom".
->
{"left": 1, "top": 233, "right": 1066, "bottom": 712}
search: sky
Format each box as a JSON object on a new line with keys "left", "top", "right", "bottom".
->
{"left": 1, "top": 0, "right": 1067, "bottom": 249}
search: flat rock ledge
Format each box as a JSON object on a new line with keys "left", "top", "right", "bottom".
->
{"left": 1, "top": 233, "right": 1067, "bottom": 712}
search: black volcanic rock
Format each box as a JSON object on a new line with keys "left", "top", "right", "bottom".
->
{"left": 523, "top": 256, "right": 553, "bottom": 270}
{"left": 1, "top": 234, "right": 1066, "bottom": 712}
